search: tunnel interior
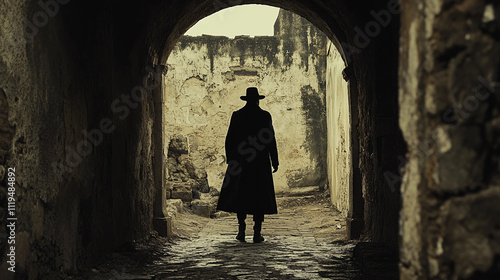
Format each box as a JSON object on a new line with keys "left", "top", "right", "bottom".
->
{"left": 0, "top": 0, "right": 405, "bottom": 278}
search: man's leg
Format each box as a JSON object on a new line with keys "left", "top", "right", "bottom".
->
{"left": 236, "top": 213, "right": 247, "bottom": 242}
{"left": 253, "top": 214, "right": 265, "bottom": 243}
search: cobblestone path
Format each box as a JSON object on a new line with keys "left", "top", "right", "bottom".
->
{"left": 89, "top": 194, "right": 370, "bottom": 280}
{"left": 153, "top": 213, "right": 366, "bottom": 280}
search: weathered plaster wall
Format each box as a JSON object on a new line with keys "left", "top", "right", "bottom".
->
{"left": 163, "top": 10, "right": 330, "bottom": 193}
{"left": 399, "top": 0, "right": 500, "bottom": 279}
{"left": 326, "top": 42, "right": 351, "bottom": 217}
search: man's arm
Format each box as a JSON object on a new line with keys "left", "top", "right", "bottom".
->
{"left": 267, "top": 114, "right": 279, "bottom": 172}
{"left": 225, "top": 112, "right": 237, "bottom": 163}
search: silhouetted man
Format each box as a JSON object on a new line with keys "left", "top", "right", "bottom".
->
{"left": 216, "top": 87, "right": 279, "bottom": 243}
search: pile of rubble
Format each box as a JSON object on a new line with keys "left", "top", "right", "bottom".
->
{"left": 165, "top": 135, "right": 219, "bottom": 218}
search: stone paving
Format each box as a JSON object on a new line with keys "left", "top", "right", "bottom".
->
{"left": 152, "top": 214, "right": 367, "bottom": 280}
{"left": 88, "top": 194, "right": 371, "bottom": 280}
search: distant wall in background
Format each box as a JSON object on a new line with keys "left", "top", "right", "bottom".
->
{"left": 163, "top": 9, "right": 347, "bottom": 194}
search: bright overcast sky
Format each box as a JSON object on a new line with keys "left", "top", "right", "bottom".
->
{"left": 184, "top": 5, "right": 280, "bottom": 38}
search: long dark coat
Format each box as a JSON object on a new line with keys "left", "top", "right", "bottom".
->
{"left": 216, "top": 104, "right": 279, "bottom": 214}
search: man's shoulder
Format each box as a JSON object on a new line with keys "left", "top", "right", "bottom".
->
{"left": 260, "top": 108, "right": 271, "bottom": 114}
{"left": 233, "top": 106, "right": 271, "bottom": 117}
{"left": 232, "top": 108, "right": 245, "bottom": 116}
{"left": 259, "top": 108, "right": 272, "bottom": 118}
{"left": 230, "top": 108, "right": 246, "bottom": 120}
{"left": 251, "top": 106, "right": 270, "bottom": 115}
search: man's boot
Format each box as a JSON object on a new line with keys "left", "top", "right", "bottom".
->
{"left": 253, "top": 221, "right": 265, "bottom": 243}
{"left": 236, "top": 222, "right": 246, "bottom": 242}
{"left": 236, "top": 213, "right": 246, "bottom": 242}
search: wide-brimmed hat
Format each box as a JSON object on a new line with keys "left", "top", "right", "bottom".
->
{"left": 240, "top": 87, "right": 265, "bottom": 101}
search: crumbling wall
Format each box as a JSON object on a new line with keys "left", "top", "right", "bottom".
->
{"left": 163, "top": 10, "right": 331, "bottom": 193}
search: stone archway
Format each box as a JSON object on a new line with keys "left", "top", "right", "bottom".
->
{"left": 160, "top": 7, "right": 351, "bottom": 231}
{"left": 150, "top": 0, "right": 372, "bottom": 243}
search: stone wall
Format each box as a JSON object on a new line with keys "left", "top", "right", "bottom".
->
{"left": 399, "top": 0, "right": 500, "bottom": 278}
{"left": 163, "top": 9, "right": 332, "bottom": 193}
{"left": 0, "top": 1, "right": 160, "bottom": 278}
{"left": 326, "top": 42, "right": 351, "bottom": 217}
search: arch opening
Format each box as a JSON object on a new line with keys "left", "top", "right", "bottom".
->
{"left": 159, "top": 5, "right": 356, "bottom": 240}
